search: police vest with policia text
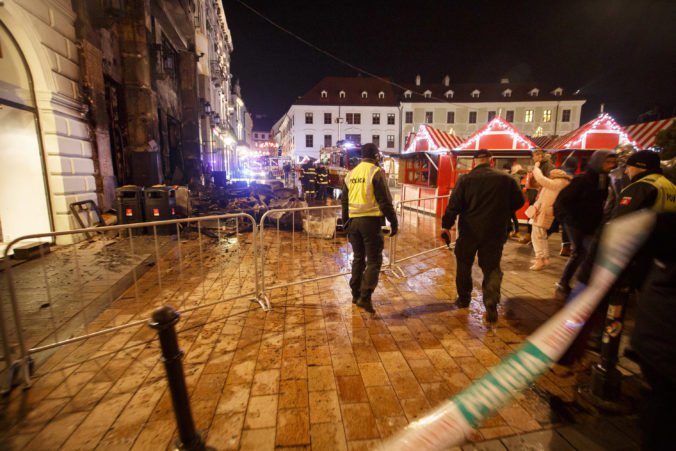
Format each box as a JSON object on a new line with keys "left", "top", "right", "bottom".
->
{"left": 347, "top": 162, "right": 384, "bottom": 218}
{"left": 625, "top": 173, "right": 676, "bottom": 212}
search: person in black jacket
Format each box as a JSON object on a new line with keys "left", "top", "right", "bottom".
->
{"left": 553, "top": 150, "right": 617, "bottom": 300}
{"left": 630, "top": 213, "right": 676, "bottom": 451}
{"left": 440, "top": 149, "right": 525, "bottom": 323}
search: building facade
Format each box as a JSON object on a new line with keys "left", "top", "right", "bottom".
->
{"left": 0, "top": 0, "right": 244, "bottom": 245}
{"left": 400, "top": 75, "right": 586, "bottom": 140}
{"left": 276, "top": 77, "right": 400, "bottom": 161}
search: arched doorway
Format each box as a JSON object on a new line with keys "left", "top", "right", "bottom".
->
{"left": 0, "top": 21, "right": 52, "bottom": 249}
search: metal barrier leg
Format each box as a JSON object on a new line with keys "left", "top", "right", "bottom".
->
{"left": 149, "top": 305, "right": 205, "bottom": 450}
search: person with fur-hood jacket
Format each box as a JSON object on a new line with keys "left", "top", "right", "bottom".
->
{"left": 528, "top": 164, "right": 572, "bottom": 270}
{"left": 553, "top": 150, "right": 618, "bottom": 299}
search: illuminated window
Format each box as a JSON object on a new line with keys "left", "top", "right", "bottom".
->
{"left": 405, "top": 111, "right": 413, "bottom": 123}
{"left": 447, "top": 111, "right": 455, "bottom": 124}
{"left": 525, "top": 110, "right": 534, "bottom": 122}
{"left": 372, "top": 135, "right": 380, "bottom": 147}
{"left": 372, "top": 113, "right": 380, "bottom": 124}
{"left": 425, "top": 111, "right": 433, "bottom": 123}
{"left": 305, "top": 112, "right": 313, "bottom": 124}
{"left": 543, "top": 109, "right": 552, "bottom": 122}
{"left": 488, "top": 111, "right": 496, "bottom": 121}
{"left": 387, "top": 113, "right": 395, "bottom": 125}
{"left": 387, "top": 135, "right": 395, "bottom": 148}
{"left": 506, "top": 110, "right": 514, "bottom": 122}
{"left": 469, "top": 111, "right": 477, "bottom": 123}
{"left": 324, "top": 113, "right": 331, "bottom": 124}
{"left": 305, "top": 134, "right": 313, "bottom": 147}
{"left": 562, "top": 109, "right": 571, "bottom": 122}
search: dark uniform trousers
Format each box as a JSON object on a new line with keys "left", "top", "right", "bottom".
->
{"left": 454, "top": 233, "right": 505, "bottom": 308}
{"left": 347, "top": 217, "right": 384, "bottom": 299}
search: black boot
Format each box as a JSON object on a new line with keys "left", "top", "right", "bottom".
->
{"left": 357, "top": 292, "right": 375, "bottom": 313}
{"left": 455, "top": 295, "right": 471, "bottom": 308}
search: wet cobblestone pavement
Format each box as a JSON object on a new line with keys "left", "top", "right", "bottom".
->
{"left": 0, "top": 213, "right": 642, "bottom": 450}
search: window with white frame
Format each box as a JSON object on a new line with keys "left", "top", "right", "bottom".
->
{"left": 405, "top": 111, "right": 413, "bottom": 123}
{"left": 404, "top": 90, "right": 412, "bottom": 99}
{"left": 471, "top": 89, "right": 480, "bottom": 98}
{"left": 387, "top": 113, "right": 395, "bottom": 125}
{"left": 562, "top": 109, "right": 571, "bottom": 122}
{"left": 361, "top": 91, "right": 368, "bottom": 99}
{"left": 553, "top": 87, "right": 563, "bottom": 96}
{"left": 487, "top": 111, "right": 496, "bottom": 121}
{"left": 525, "top": 110, "right": 534, "bottom": 122}
{"left": 372, "top": 135, "right": 380, "bottom": 147}
{"left": 378, "top": 91, "right": 385, "bottom": 99}
{"left": 372, "top": 113, "right": 380, "bottom": 124}
{"left": 529, "top": 88, "right": 539, "bottom": 97}
{"left": 447, "top": 111, "right": 455, "bottom": 124}
{"left": 324, "top": 134, "right": 332, "bottom": 147}
{"left": 543, "top": 109, "right": 552, "bottom": 122}
{"left": 387, "top": 135, "right": 394, "bottom": 148}
{"left": 339, "top": 90, "right": 345, "bottom": 98}
{"left": 423, "top": 90, "right": 432, "bottom": 99}
{"left": 324, "top": 112, "right": 332, "bottom": 124}
{"left": 425, "top": 111, "right": 433, "bottom": 123}
{"left": 320, "top": 90, "right": 327, "bottom": 99}
{"left": 305, "top": 112, "right": 313, "bottom": 124}
{"left": 502, "top": 89, "right": 512, "bottom": 98}
{"left": 469, "top": 111, "right": 477, "bottom": 123}
{"left": 506, "top": 110, "right": 514, "bottom": 122}
{"left": 445, "top": 90, "right": 454, "bottom": 99}
{"left": 346, "top": 113, "right": 361, "bottom": 124}
{"left": 305, "top": 134, "right": 313, "bottom": 147}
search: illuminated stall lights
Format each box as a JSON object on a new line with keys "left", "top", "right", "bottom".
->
{"left": 555, "top": 114, "right": 640, "bottom": 150}
{"left": 456, "top": 116, "right": 536, "bottom": 150}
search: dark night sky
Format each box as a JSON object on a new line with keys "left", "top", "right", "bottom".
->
{"left": 224, "top": 0, "right": 676, "bottom": 131}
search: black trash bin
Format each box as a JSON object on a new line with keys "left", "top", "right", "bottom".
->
{"left": 144, "top": 185, "right": 177, "bottom": 235}
{"left": 116, "top": 185, "right": 145, "bottom": 235}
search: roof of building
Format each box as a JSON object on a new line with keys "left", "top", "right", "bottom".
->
{"left": 397, "top": 78, "right": 583, "bottom": 103}
{"left": 548, "top": 114, "right": 638, "bottom": 150}
{"left": 294, "top": 76, "right": 399, "bottom": 106}
{"left": 405, "top": 125, "right": 465, "bottom": 152}
{"left": 624, "top": 117, "right": 675, "bottom": 150}
{"left": 456, "top": 116, "right": 538, "bottom": 150}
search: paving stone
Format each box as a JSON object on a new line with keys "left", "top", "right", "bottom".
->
{"left": 501, "top": 429, "right": 575, "bottom": 450}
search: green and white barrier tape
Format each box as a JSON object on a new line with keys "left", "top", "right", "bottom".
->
{"left": 380, "top": 210, "right": 656, "bottom": 450}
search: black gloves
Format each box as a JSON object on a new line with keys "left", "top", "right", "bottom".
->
{"left": 440, "top": 229, "right": 451, "bottom": 247}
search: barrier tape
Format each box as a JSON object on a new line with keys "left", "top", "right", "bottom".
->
{"left": 380, "top": 210, "right": 656, "bottom": 450}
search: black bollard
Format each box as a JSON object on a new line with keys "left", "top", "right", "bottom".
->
{"left": 149, "top": 305, "right": 205, "bottom": 451}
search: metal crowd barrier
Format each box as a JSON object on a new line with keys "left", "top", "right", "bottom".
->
{"left": 0, "top": 213, "right": 257, "bottom": 393}
{"left": 388, "top": 195, "right": 454, "bottom": 278}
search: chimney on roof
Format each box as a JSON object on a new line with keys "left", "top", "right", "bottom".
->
{"left": 500, "top": 78, "right": 510, "bottom": 84}
{"left": 443, "top": 75, "right": 450, "bottom": 87}
{"left": 415, "top": 74, "right": 421, "bottom": 86}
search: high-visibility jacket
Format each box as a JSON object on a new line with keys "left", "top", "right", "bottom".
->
{"left": 346, "top": 162, "right": 383, "bottom": 218}
{"left": 317, "top": 168, "right": 329, "bottom": 185}
{"left": 626, "top": 173, "right": 676, "bottom": 212}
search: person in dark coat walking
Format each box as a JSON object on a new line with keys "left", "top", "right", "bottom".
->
{"left": 553, "top": 150, "right": 617, "bottom": 300}
{"left": 341, "top": 143, "right": 398, "bottom": 313}
{"left": 440, "top": 149, "right": 525, "bottom": 323}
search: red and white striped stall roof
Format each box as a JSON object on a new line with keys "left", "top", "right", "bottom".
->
{"left": 405, "top": 125, "right": 465, "bottom": 152}
{"left": 548, "top": 114, "right": 639, "bottom": 150}
{"left": 455, "top": 116, "right": 537, "bottom": 150}
{"left": 625, "top": 118, "right": 675, "bottom": 150}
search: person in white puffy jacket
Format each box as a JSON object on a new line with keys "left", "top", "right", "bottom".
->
{"left": 529, "top": 161, "right": 572, "bottom": 270}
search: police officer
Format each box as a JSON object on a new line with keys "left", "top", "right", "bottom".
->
{"left": 441, "top": 149, "right": 525, "bottom": 323}
{"left": 316, "top": 163, "right": 329, "bottom": 200}
{"left": 341, "top": 143, "right": 398, "bottom": 313}
{"left": 612, "top": 150, "right": 676, "bottom": 217}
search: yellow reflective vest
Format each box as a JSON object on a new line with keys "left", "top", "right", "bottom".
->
{"left": 346, "top": 162, "right": 383, "bottom": 218}
{"left": 628, "top": 173, "right": 676, "bottom": 212}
